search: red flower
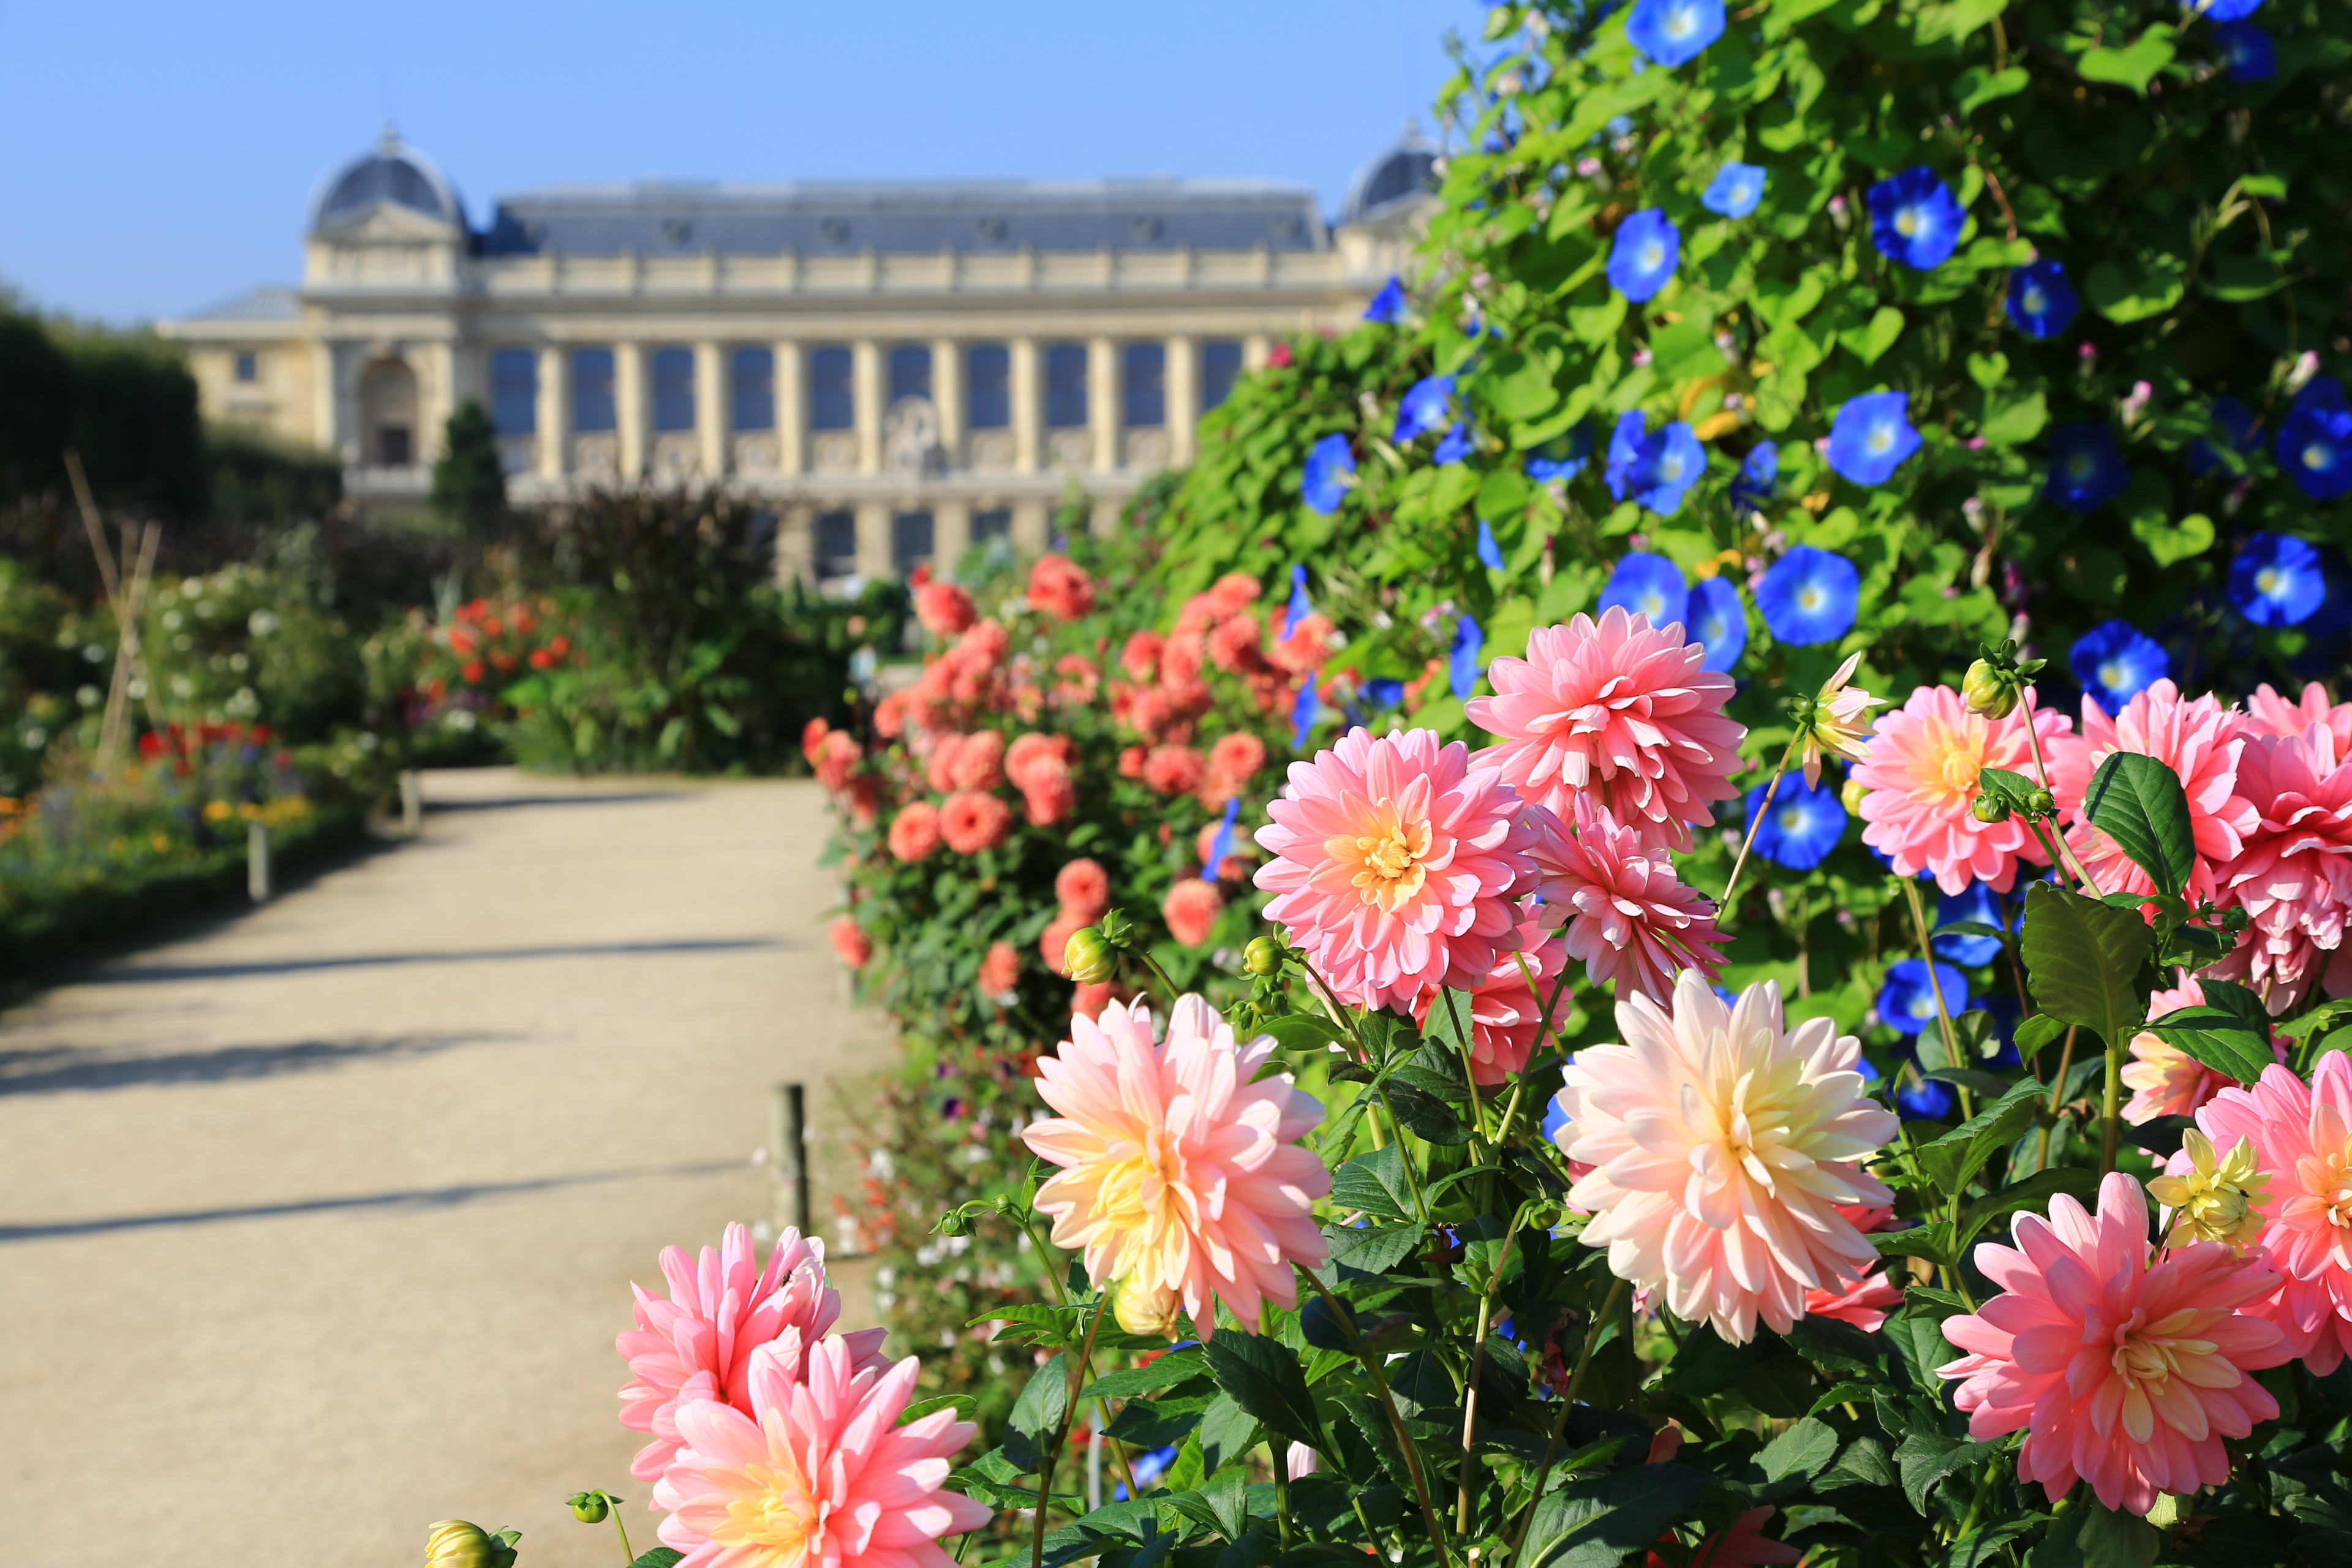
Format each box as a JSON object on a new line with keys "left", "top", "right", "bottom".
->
{"left": 948, "top": 730, "right": 1006, "bottom": 791}
{"left": 1267, "top": 342, "right": 1294, "bottom": 368}
{"left": 1143, "top": 744, "right": 1207, "bottom": 797}
{"left": 1163, "top": 879, "right": 1223, "bottom": 947}
{"left": 801, "top": 717, "right": 832, "bottom": 766}
{"left": 915, "top": 580, "right": 978, "bottom": 638}
{"left": 977, "top": 941, "right": 1019, "bottom": 997}
{"left": 529, "top": 648, "right": 555, "bottom": 669}
{"left": 1119, "top": 631, "right": 1164, "bottom": 683}
{"left": 1026, "top": 554, "right": 1096, "bottom": 621}
{"left": 1005, "top": 732, "right": 1074, "bottom": 793}
{"left": 461, "top": 660, "right": 486, "bottom": 683}
{"left": 1055, "top": 858, "right": 1110, "bottom": 922}
{"left": 887, "top": 802, "right": 941, "bottom": 862}
{"left": 939, "top": 790, "right": 1013, "bottom": 853}
{"left": 829, "top": 918, "right": 872, "bottom": 968}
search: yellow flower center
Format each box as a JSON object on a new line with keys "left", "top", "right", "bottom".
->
{"left": 1896, "top": 206, "right": 1923, "bottom": 238}
{"left": 1640, "top": 241, "right": 1665, "bottom": 271}
{"left": 2108, "top": 1305, "right": 2215, "bottom": 1400}
{"left": 2023, "top": 286, "right": 2046, "bottom": 315}
{"left": 1337, "top": 808, "right": 1432, "bottom": 913}
{"left": 1922, "top": 717, "right": 1988, "bottom": 799}
{"left": 2301, "top": 1142, "right": 2352, "bottom": 1227}
{"left": 1798, "top": 585, "right": 1825, "bottom": 612}
{"left": 1866, "top": 423, "right": 1895, "bottom": 455}
{"left": 2308, "top": 442, "right": 2336, "bottom": 472}
{"left": 2150, "top": 1131, "right": 2267, "bottom": 1248}
{"left": 722, "top": 1464, "right": 823, "bottom": 1558}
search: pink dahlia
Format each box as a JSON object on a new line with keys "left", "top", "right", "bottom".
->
{"left": 2046, "top": 680, "right": 2255, "bottom": 900}
{"left": 938, "top": 790, "right": 1012, "bottom": 854}
{"left": 1252, "top": 726, "right": 1538, "bottom": 1012}
{"left": 1411, "top": 897, "right": 1570, "bottom": 1085}
{"left": 1528, "top": 797, "right": 1725, "bottom": 1003}
{"left": 1027, "top": 554, "right": 1096, "bottom": 621}
{"left": 977, "top": 940, "right": 1019, "bottom": 998}
{"left": 1119, "top": 632, "right": 1164, "bottom": 683}
{"left": 653, "top": 1335, "right": 989, "bottom": 1568}
{"left": 1937, "top": 1172, "right": 2286, "bottom": 1515}
{"left": 914, "top": 579, "right": 977, "bottom": 639}
{"left": 829, "top": 918, "right": 872, "bottom": 971}
{"left": 2243, "top": 680, "right": 2352, "bottom": 750}
{"left": 2209, "top": 720, "right": 2352, "bottom": 1012}
{"left": 1802, "top": 1269, "right": 1904, "bottom": 1334}
{"left": 1022, "top": 995, "right": 1329, "bottom": 1338}
{"left": 1554, "top": 974, "right": 1897, "bottom": 1343}
{"left": 1144, "top": 744, "right": 1208, "bottom": 797}
{"left": 1466, "top": 608, "right": 1743, "bottom": 853}
{"left": 1853, "top": 685, "right": 2073, "bottom": 894}
{"left": 1163, "top": 878, "right": 1223, "bottom": 947}
{"left": 617, "top": 1223, "right": 889, "bottom": 1483}
{"left": 2195, "top": 1054, "right": 2352, "bottom": 1373}
{"left": 947, "top": 730, "right": 1006, "bottom": 791}
{"left": 1054, "top": 858, "right": 1110, "bottom": 922}
{"left": 2122, "top": 975, "right": 2285, "bottom": 1123}
{"left": 886, "top": 802, "right": 941, "bottom": 864}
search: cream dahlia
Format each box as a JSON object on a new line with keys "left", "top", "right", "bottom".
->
{"left": 1528, "top": 796, "right": 1726, "bottom": 1003}
{"left": 1853, "top": 684, "right": 2073, "bottom": 894}
{"left": 617, "top": 1223, "right": 889, "bottom": 1483}
{"left": 654, "top": 1335, "right": 989, "bottom": 1568}
{"left": 1937, "top": 1172, "right": 2286, "bottom": 1515}
{"left": 2046, "top": 680, "right": 2255, "bottom": 900}
{"left": 1466, "top": 608, "right": 1744, "bottom": 852}
{"left": 1554, "top": 974, "right": 1897, "bottom": 1343}
{"left": 1252, "top": 726, "right": 1538, "bottom": 1012}
{"left": 1022, "top": 995, "right": 1329, "bottom": 1338}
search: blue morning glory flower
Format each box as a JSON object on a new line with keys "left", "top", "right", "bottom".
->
{"left": 2195, "top": 0, "right": 2264, "bottom": 18}
{"left": 1434, "top": 422, "right": 1475, "bottom": 464}
{"left": 2070, "top": 619, "right": 2172, "bottom": 714}
{"left": 1476, "top": 518, "right": 1506, "bottom": 570}
{"left": 1363, "top": 276, "right": 1407, "bottom": 323}
{"left": 1362, "top": 677, "right": 1404, "bottom": 709}
{"left": 2218, "top": 23, "right": 2276, "bottom": 80}
{"left": 2278, "top": 386, "right": 2352, "bottom": 502}
{"left": 1607, "top": 208, "right": 1681, "bottom": 303}
{"left": 1200, "top": 797, "right": 1240, "bottom": 878}
{"left": 1599, "top": 551, "right": 1689, "bottom": 630}
{"left": 1897, "top": 1077, "right": 1959, "bottom": 1121}
{"left": 1526, "top": 424, "right": 1593, "bottom": 482}
{"left": 1291, "top": 674, "right": 1320, "bottom": 750}
{"left": 1730, "top": 440, "right": 1778, "bottom": 514}
{"left": 1879, "top": 957, "right": 1970, "bottom": 1036}
{"left": 1755, "top": 545, "right": 1859, "bottom": 645}
{"left": 1302, "top": 434, "right": 1354, "bottom": 513}
{"left": 1115, "top": 1444, "right": 1182, "bottom": 1500}
{"left": 1449, "top": 611, "right": 1483, "bottom": 699}
{"left": 1626, "top": 0, "right": 1724, "bottom": 68}
{"left": 2230, "top": 532, "right": 2329, "bottom": 627}
{"left": 1868, "top": 167, "right": 1967, "bottom": 271}
{"left": 1932, "top": 881, "right": 2010, "bottom": 967}
{"left": 1604, "top": 410, "right": 1648, "bottom": 500}
{"left": 2005, "top": 260, "right": 2079, "bottom": 339}
{"left": 1394, "top": 375, "right": 1455, "bottom": 443}
{"left": 1688, "top": 576, "right": 1747, "bottom": 673}
{"left": 1542, "top": 1089, "right": 1572, "bottom": 1150}
{"left": 1746, "top": 771, "right": 1847, "bottom": 870}
{"left": 1281, "top": 564, "right": 1313, "bottom": 638}
{"left": 1702, "top": 162, "right": 1766, "bottom": 218}
{"left": 1826, "top": 391, "right": 1922, "bottom": 485}
{"left": 2189, "top": 396, "right": 2257, "bottom": 478}
{"left": 2044, "top": 423, "right": 2129, "bottom": 513}
{"left": 1626, "top": 421, "right": 1708, "bottom": 515}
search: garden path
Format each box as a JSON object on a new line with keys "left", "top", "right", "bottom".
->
{"left": 0, "top": 769, "right": 886, "bottom": 1568}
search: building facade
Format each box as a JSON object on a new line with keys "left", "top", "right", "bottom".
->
{"left": 160, "top": 129, "right": 1433, "bottom": 586}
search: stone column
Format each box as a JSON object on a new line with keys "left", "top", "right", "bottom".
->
{"left": 1166, "top": 335, "right": 1199, "bottom": 465}
{"left": 309, "top": 341, "right": 338, "bottom": 456}
{"left": 855, "top": 499, "right": 892, "bottom": 581}
{"left": 695, "top": 340, "right": 727, "bottom": 477}
{"left": 1243, "top": 334, "right": 1272, "bottom": 371}
{"left": 935, "top": 498, "right": 972, "bottom": 570}
{"left": 616, "top": 341, "right": 647, "bottom": 479}
{"left": 932, "top": 336, "right": 963, "bottom": 466}
{"left": 775, "top": 341, "right": 805, "bottom": 475}
{"left": 537, "top": 344, "right": 570, "bottom": 481}
{"left": 1012, "top": 498, "right": 1052, "bottom": 555}
{"left": 417, "top": 340, "right": 454, "bottom": 464}
{"left": 778, "top": 507, "right": 815, "bottom": 588}
{"left": 1088, "top": 336, "right": 1118, "bottom": 475}
{"left": 1011, "top": 337, "right": 1040, "bottom": 472}
{"left": 853, "top": 340, "right": 883, "bottom": 475}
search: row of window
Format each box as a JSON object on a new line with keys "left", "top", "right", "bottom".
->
{"left": 486, "top": 341, "right": 1245, "bottom": 439}
{"left": 814, "top": 507, "right": 1012, "bottom": 581}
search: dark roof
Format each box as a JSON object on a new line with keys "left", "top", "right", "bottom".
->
{"left": 184, "top": 284, "right": 302, "bottom": 322}
{"left": 311, "top": 130, "right": 466, "bottom": 231}
{"left": 1344, "top": 127, "right": 1440, "bottom": 224}
{"left": 474, "top": 179, "right": 1329, "bottom": 257}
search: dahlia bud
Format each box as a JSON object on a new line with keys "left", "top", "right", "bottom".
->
{"left": 1061, "top": 927, "right": 1117, "bottom": 984}
{"left": 426, "top": 1521, "right": 518, "bottom": 1568}
{"left": 1961, "top": 657, "right": 2019, "bottom": 719}
{"left": 2026, "top": 786, "right": 2056, "bottom": 819}
{"left": 2149, "top": 1130, "right": 2269, "bottom": 1250}
{"left": 1242, "top": 936, "right": 1284, "bottom": 976}
{"left": 1972, "top": 790, "right": 2012, "bottom": 824}
{"left": 566, "top": 1491, "right": 614, "bottom": 1525}
{"left": 1840, "top": 777, "right": 1868, "bottom": 815}
{"left": 1110, "top": 1275, "right": 1185, "bottom": 1338}
{"left": 1096, "top": 907, "right": 1136, "bottom": 947}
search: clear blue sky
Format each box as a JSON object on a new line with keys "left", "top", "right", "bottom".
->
{"left": 0, "top": 1, "right": 1483, "bottom": 325}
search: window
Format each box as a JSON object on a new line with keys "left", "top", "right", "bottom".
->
{"left": 490, "top": 348, "right": 538, "bottom": 435}
{"left": 731, "top": 347, "right": 775, "bottom": 431}
{"left": 1200, "top": 341, "right": 1244, "bottom": 412}
{"left": 970, "top": 508, "right": 1012, "bottom": 545}
{"left": 377, "top": 426, "right": 412, "bottom": 467}
{"left": 572, "top": 347, "right": 616, "bottom": 433}
{"left": 814, "top": 510, "right": 859, "bottom": 580}
{"left": 1123, "top": 343, "right": 1166, "bottom": 428}
{"left": 891, "top": 511, "right": 935, "bottom": 575}
{"left": 1045, "top": 344, "right": 1088, "bottom": 429}
{"left": 966, "top": 345, "right": 1010, "bottom": 429}
{"left": 888, "top": 345, "right": 932, "bottom": 405}
{"left": 650, "top": 346, "right": 696, "bottom": 432}
{"left": 809, "top": 346, "right": 853, "bottom": 431}
{"left": 233, "top": 351, "right": 258, "bottom": 383}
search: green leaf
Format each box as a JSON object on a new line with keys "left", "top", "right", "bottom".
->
{"left": 628, "top": 1550, "right": 686, "bottom": 1568}
{"left": 1522, "top": 1463, "right": 1708, "bottom": 1568}
{"left": 1896, "top": 1430, "right": 2000, "bottom": 1515}
{"left": 1263, "top": 1014, "right": 1343, "bottom": 1054}
{"left": 2083, "top": 752, "right": 2195, "bottom": 897}
{"left": 1079, "top": 1350, "right": 1208, "bottom": 1402}
{"left": 1203, "top": 1464, "right": 1249, "bottom": 1543}
{"left": 1917, "top": 1077, "right": 2047, "bottom": 1196}
{"left": 899, "top": 1393, "right": 980, "bottom": 1425}
{"left": 2076, "top": 1501, "right": 2160, "bottom": 1568}
{"left": 1004, "top": 1354, "right": 1071, "bottom": 1471}
{"left": 1329, "top": 1146, "right": 1417, "bottom": 1222}
{"left": 1385, "top": 1082, "right": 1472, "bottom": 1146}
{"left": 2013, "top": 1013, "right": 2067, "bottom": 1065}
{"left": 1954, "top": 64, "right": 2030, "bottom": 118}
{"left": 2143, "top": 1005, "right": 2275, "bottom": 1084}
{"left": 2076, "top": 24, "right": 2177, "bottom": 94}
{"left": 2019, "top": 883, "right": 2155, "bottom": 1047}
{"left": 1758, "top": 1417, "right": 1840, "bottom": 1485}
{"left": 1197, "top": 1393, "right": 1262, "bottom": 1471}
{"left": 2085, "top": 254, "right": 2188, "bottom": 324}
{"left": 1943, "top": 1517, "right": 2046, "bottom": 1568}
{"left": 1202, "top": 1334, "right": 1322, "bottom": 1450}
{"left": 1324, "top": 1218, "right": 1425, "bottom": 1275}
{"left": 1839, "top": 306, "right": 1905, "bottom": 366}
{"left": 2130, "top": 510, "right": 2213, "bottom": 567}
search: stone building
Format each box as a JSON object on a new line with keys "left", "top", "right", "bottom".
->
{"left": 159, "top": 127, "right": 1433, "bottom": 586}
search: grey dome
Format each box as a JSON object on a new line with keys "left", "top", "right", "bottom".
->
{"left": 1343, "top": 124, "right": 1439, "bottom": 224}
{"left": 311, "top": 129, "right": 465, "bottom": 232}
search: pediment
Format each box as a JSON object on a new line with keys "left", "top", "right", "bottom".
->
{"left": 315, "top": 201, "right": 463, "bottom": 243}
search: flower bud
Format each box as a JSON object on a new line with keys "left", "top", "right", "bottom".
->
{"left": 1841, "top": 777, "right": 1868, "bottom": 815}
{"left": 1961, "top": 657, "right": 2019, "bottom": 719}
{"left": 1110, "top": 1275, "right": 1185, "bottom": 1339}
{"left": 1971, "top": 791, "right": 2012, "bottom": 824}
{"left": 426, "top": 1521, "right": 513, "bottom": 1568}
{"left": 1242, "top": 936, "right": 1284, "bottom": 976}
{"left": 2027, "top": 787, "right": 2056, "bottom": 818}
{"left": 1096, "top": 907, "right": 1136, "bottom": 947}
{"left": 566, "top": 1491, "right": 612, "bottom": 1525}
{"left": 1061, "top": 927, "right": 1117, "bottom": 984}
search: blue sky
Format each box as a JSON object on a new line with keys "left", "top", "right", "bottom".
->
{"left": 0, "top": 1, "right": 1483, "bottom": 325}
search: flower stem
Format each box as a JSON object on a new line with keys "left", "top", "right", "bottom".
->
{"left": 1268, "top": 1440, "right": 1295, "bottom": 1550}
{"left": 1720, "top": 739, "right": 1799, "bottom": 913}
{"left": 1899, "top": 875, "right": 1972, "bottom": 1121}
{"left": 1505, "top": 1277, "right": 1629, "bottom": 1568}
{"left": 2035, "top": 1025, "right": 2079, "bottom": 1172}
{"left": 1441, "top": 987, "right": 1490, "bottom": 1139}
{"left": 1455, "top": 1210, "right": 1524, "bottom": 1534}
{"left": 1300, "top": 1270, "right": 1453, "bottom": 1568}
{"left": 2101, "top": 1031, "right": 2125, "bottom": 1176}
{"left": 1029, "top": 1302, "right": 1108, "bottom": 1568}
{"left": 612, "top": 1513, "right": 634, "bottom": 1566}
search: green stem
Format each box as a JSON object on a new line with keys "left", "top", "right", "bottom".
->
{"left": 1455, "top": 1211, "right": 1524, "bottom": 1534}
{"left": 1899, "top": 875, "right": 1972, "bottom": 1121}
{"left": 1720, "top": 738, "right": 1800, "bottom": 913}
{"left": 2101, "top": 1031, "right": 2125, "bottom": 1176}
{"left": 2035, "top": 1025, "right": 2079, "bottom": 1172}
{"left": 1441, "top": 987, "right": 1490, "bottom": 1140}
{"left": 1300, "top": 1271, "right": 1452, "bottom": 1568}
{"left": 1133, "top": 948, "right": 1183, "bottom": 1006}
{"left": 1506, "top": 1278, "right": 1629, "bottom": 1568}
{"left": 1029, "top": 1303, "right": 1108, "bottom": 1568}
{"left": 1268, "top": 1439, "right": 1295, "bottom": 1550}
{"left": 612, "top": 1513, "right": 634, "bottom": 1566}
{"left": 1374, "top": 1083, "right": 1436, "bottom": 1224}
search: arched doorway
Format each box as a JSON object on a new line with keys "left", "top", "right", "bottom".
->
{"left": 358, "top": 357, "right": 419, "bottom": 467}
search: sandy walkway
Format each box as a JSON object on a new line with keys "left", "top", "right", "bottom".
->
{"left": 0, "top": 769, "right": 887, "bottom": 1567}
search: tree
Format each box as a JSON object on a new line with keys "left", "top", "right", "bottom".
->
{"left": 431, "top": 398, "right": 508, "bottom": 542}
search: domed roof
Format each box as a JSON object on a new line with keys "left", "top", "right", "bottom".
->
{"left": 310, "top": 127, "right": 465, "bottom": 232}
{"left": 1343, "top": 123, "right": 1439, "bottom": 225}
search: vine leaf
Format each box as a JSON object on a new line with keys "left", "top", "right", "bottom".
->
{"left": 1202, "top": 1333, "right": 1321, "bottom": 1450}
{"left": 2019, "top": 883, "right": 2154, "bottom": 1047}
{"left": 2083, "top": 752, "right": 2195, "bottom": 898}
{"left": 2143, "top": 1006, "right": 2275, "bottom": 1085}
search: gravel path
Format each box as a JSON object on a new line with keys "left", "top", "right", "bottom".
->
{"left": 0, "top": 769, "right": 886, "bottom": 1568}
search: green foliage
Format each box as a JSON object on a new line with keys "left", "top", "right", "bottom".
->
{"left": 431, "top": 399, "right": 510, "bottom": 543}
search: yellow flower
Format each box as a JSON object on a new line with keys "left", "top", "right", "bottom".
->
{"left": 202, "top": 799, "right": 232, "bottom": 823}
{"left": 1796, "top": 651, "right": 1883, "bottom": 787}
{"left": 2150, "top": 1129, "right": 2269, "bottom": 1251}
{"left": 149, "top": 831, "right": 170, "bottom": 853}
